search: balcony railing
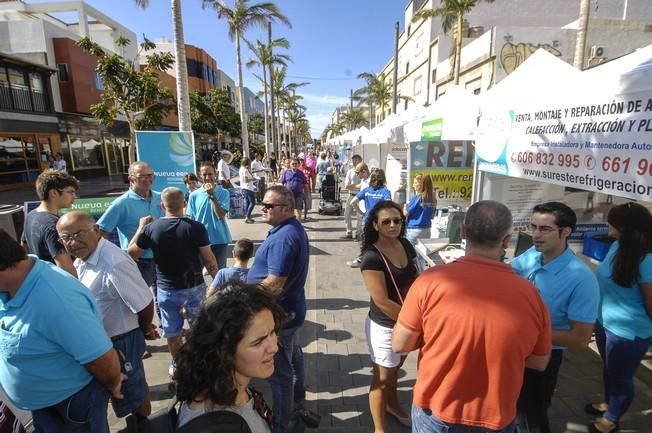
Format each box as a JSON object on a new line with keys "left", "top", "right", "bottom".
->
{"left": 0, "top": 85, "right": 51, "bottom": 113}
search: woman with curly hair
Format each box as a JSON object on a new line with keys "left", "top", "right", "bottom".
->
{"left": 359, "top": 200, "right": 420, "bottom": 432}
{"left": 174, "top": 282, "right": 285, "bottom": 432}
{"left": 585, "top": 203, "right": 652, "bottom": 433}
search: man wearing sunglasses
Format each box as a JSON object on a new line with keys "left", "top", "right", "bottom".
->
{"left": 247, "top": 185, "right": 310, "bottom": 433}
{"left": 511, "top": 202, "right": 599, "bottom": 433}
{"left": 21, "top": 168, "right": 79, "bottom": 277}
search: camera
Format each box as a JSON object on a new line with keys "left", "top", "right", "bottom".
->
{"left": 286, "top": 409, "right": 321, "bottom": 433}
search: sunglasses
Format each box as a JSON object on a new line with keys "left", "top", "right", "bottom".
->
{"left": 261, "top": 202, "right": 288, "bottom": 211}
{"left": 380, "top": 218, "right": 403, "bottom": 226}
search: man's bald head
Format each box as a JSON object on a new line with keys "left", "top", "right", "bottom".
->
{"left": 161, "top": 187, "right": 185, "bottom": 212}
{"left": 56, "top": 211, "right": 100, "bottom": 261}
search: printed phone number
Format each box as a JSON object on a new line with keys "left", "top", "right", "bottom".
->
{"left": 511, "top": 152, "right": 652, "bottom": 176}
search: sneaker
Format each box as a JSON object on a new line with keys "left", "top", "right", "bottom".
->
{"left": 168, "top": 361, "right": 176, "bottom": 378}
{"left": 346, "top": 257, "right": 362, "bottom": 268}
{"left": 340, "top": 232, "right": 353, "bottom": 240}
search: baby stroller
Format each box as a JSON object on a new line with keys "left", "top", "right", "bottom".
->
{"left": 318, "top": 173, "right": 342, "bottom": 215}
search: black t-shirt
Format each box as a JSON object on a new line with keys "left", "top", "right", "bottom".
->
{"left": 136, "top": 217, "right": 210, "bottom": 290}
{"left": 21, "top": 210, "right": 63, "bottom": 263}
{"left": 361, "top": 238, "right": 419, "bottom": 327}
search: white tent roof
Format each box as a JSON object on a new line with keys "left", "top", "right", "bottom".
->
{"left": 581, "top": 44, "right": 652, "bottom": 95}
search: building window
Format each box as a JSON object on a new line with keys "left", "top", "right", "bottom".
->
{"left": 405, "top": 61, "right": 410, "bottom": 74}
{"left": 404, "top": 98, "right": 409, "bottom": 110}
{"left": 465, "top": 76, "right": 481, "bottom": 95}
{"left": 413, "top": 76, "right": 422, "bottom": 96}
{"left": 431, "top": 68, "right": 437, "bottom": 83}
{"left": 68, "top": 137, "right": 105, "bottom": 170}
{"left": 94, "top": 72, "right": 105, "bottom": 91}
{"left": 57, "top": 64, "right": 69, "bottom": 82}
{"left": 415, "top": 33, "right": 424, "bottom": 57}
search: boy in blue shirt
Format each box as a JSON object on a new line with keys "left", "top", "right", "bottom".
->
{"left": 207, "top": 238, "right": 254, "bottom": 297}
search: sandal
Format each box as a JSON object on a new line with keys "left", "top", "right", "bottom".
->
{"left": 588, "top": 418, "right": 618, "bottom": 433}
{"left": 584, "top": 402, "right": 607, "bottom": 416}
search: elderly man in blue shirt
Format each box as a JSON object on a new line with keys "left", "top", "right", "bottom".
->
{"left": 247, "top": 185, "right": 310, "bottom": 433}
{"left": 511, "top": 202, "right": 600, "bottom": 433}
{"left": 97, "top": 161, "right": 163, "bottom": 293}
{"left": 0, "top": 229, "right": 123, "bottom": 433}
{"left": 187, "top": 162, "right": 232, "bottom": 269}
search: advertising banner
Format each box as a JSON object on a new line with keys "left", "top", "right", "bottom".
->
{"left": 476, "top": 92, "right": 652, "bottom": 202}
{"left": 410, "top": 118, "right": 475, "bottom": 207}
{"left": 136, "top": 131, "right": 196, "bottom": 192}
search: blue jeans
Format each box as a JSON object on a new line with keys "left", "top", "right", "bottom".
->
{"left": 157, "top": 284, "right": 206, "bottom": 338}
{"left": 210, "top": 243, "right": 228, "bottom": 269}
{"left": 412, "top": 406, "right": 516, "bottom": 433}
{"left": 595, "top": 322, "right": 652, "bottom": 423}
{"left": 268, "top": 326, "right": 305, "bottom": 433}
{"left": 243, "top": 189, "right": 256, "bottom": 219}
{"left": 32, "top": 379, "right": 110, "bottom": 433}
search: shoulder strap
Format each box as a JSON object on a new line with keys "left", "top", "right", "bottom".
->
{"left": 249, "top": 387, "right": 274, "bottom": 428}
{"left": 372, "top": 245, "right": 405, "bottom": 304}
{"left": 176, "top": 410, "right": 251, "bottom": 433}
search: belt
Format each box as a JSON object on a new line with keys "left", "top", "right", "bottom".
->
{"left": 111, "top": 328, "right": 139, "bottom": 342}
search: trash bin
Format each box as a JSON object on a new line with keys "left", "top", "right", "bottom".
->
{"left": 0, "top": 204, "right": 24, "bottom": 241}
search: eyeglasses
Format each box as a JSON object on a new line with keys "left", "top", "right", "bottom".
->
{"left": 134, "top": 173, "right": 154, "bottom": 179}
{"left": 58, "top": 226, "right": 95, "bottom": 243}
{"left": 57, "top": 188, "right": 78, "bottom": 196}
{"left": 261, "top": 202, "right": 288, "bottom": 211}
{"left": 529, "top": 223, "right": 561, "bottom": 234}
{"left": 380, "top": 218, "right": 403, "bottom": 227}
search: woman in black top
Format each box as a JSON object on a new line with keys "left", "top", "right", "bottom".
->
{"left": 269, "top": 152, "right": 278, "bottom": 178}
{"left": 360, "top": 201, "right": 419, "bottom": 432}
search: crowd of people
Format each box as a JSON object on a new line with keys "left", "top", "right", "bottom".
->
{"left": 0, "top": 149, "right": 650, "bottom": 433}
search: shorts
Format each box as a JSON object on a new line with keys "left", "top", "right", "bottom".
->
{"left": 111, "top": 328, "right": 148, "bottom": 417}
{"left": 157, "top": 283, "right": 206, "bottom": 338}
{"left": 365, "top": 315, "right": 401, "bottom": 368}
{"left": 293, "top": 192, "right": 304, "bottom": 210}
{"left": 302, "top": 192, "right": 312, "bottom": 212}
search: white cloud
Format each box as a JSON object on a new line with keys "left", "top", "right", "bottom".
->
{"left": 302, "top": 93, "right": 349, "bottom": 106}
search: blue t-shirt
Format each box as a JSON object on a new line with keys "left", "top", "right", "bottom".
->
{"left": 511, "top": 246, "right": 600, "bottom": 349}
{"left": 97, "top": 189, "right": 163, "bottom": 259}
{"left": 0, "top": 257, "right": 112, "bottom": 410}
{"left": 210, "top": 267, "right": 249, "bottom": 290}
{"left": 405, "top": 195, "right": 436, "bottom": 229}
{"left": 247, "top": 217, "right": 309, "bottom": 329}
{"left": 187, "top": 187, "right": 232, "bottom": 246}
{"left": 136, "top": 217, "right": 210, "bottom": 290}
{"left": 356, "top": 186, "right": 392, "bottom": 222}
{"left": 282, "top": 169, "right": 306, "bottom": 195}
{"left": 21, "top": 210, "right": 64, "bottom": 263}
{"left": 597, "top": 241, "right": 652, "bottom": 340}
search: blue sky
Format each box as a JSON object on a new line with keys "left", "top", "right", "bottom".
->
{"left": 32, "top": 0, "right": 409, "bottom": 138}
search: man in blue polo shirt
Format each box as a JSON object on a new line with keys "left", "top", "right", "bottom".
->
{"left": 511, "top": 202, "right": 600, "bottom": 433}
{"left": 187, "top": 162, "right": 232, "bottom": 269}
{"left": 247, "top": 185, "right": 309, "bottom": 433}
{"left": 0, "top": 229, "right": 123, "bottom": 433}
{"left": 97, "top": 161, "right": 163, "bottom": 293}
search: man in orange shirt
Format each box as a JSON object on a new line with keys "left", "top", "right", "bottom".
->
{"left": 392, "top": 200, "right": 552, "bottom": 433}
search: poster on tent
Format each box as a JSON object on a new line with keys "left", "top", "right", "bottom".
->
{"left": 475, "top": 91, "right": 652, "bottom": 203}
{"left": 408, "top": 118, "right": 475, "bottom": 207}
{"left": 136, "top": 131, "right": 196, "bottom": 193}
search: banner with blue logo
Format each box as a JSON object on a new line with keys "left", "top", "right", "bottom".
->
{"left": 136, "top": 131, "right": 196, "bottom": 192}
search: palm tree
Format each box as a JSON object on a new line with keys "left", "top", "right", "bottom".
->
{"left": 340, "top": 107, "right": 367, "bottom": 131}
{"left": 357, "top": 71, "right": 393, "bottom": 124}
{"left": 270, "top": 66, "right": 308, "bottom": 153}
{"left": 202, "top": 0, "right": 291, "bottom": 157}
{"left": 134, "top": 0, "right": 192, "bottom": 131}
{"left": 573, "top": 0, "right": 591, "bottom": 70}
{"left": 413, "top": 0, "right": 494, "bottom": 85}
{"left": 246, "top": 37, "right": 291, "bottom": 155}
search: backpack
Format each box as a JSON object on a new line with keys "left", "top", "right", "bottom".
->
{"left": 119, "top": 388, "right": 272, "bottom": 433}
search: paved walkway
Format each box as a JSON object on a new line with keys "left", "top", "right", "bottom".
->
{"left": 110, "top": 196, "right": 652, "bottom": 433}
{"left": 3, "top": 181, "right": 651, "bottom": 433}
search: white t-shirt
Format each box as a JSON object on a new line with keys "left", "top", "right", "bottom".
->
{"left": 251, "top": 160, "right": 264, "bottom": 179}
{"left": 344, "top": 168, "right": 360, "bottom": 191}
{"left": 239, "top": 167, "right": 255, "bottom": 191}
{"left": 218, "top": 159, "right": 230, "bottom": 181}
